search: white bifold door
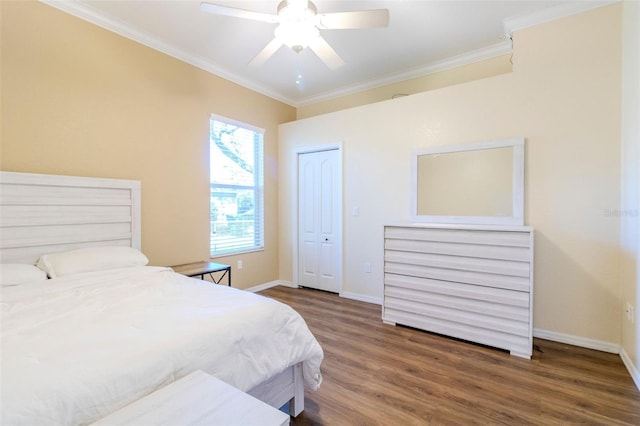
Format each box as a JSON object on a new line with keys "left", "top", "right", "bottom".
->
{"left": 297, "top": 149, "right": 342, "bottom": 293}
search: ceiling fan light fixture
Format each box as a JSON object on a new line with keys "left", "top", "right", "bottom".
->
{"left": 200, "top": 0, "right": 387, "bottom": 70}
{"left": 274, "top": 0, "right": 319, "bottom": 51}
{"left": 274, "top": 22, "right": 319, "bottom": 51}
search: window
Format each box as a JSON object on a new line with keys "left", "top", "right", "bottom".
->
{"left": 209, "top": 115, "right": 264, "bottom": 256}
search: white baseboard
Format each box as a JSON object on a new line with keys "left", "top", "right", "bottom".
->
{"left": 619, "top": 346, "right": 640, "bottom": 391}
{"left": 339, "top": 291, "right": 382, "bottom": 305}
{"left": 534, "top": 329, "right": 640, "bottom": 390}
{"left": 533, "top": 328, "right": 619, "bottom": 353}
{"left": 245, "top": 280, "right": 283, "bottom": 293}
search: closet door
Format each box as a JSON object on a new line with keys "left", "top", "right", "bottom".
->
{"left": 298, "top": 149, "right": 341, "bottom": 293}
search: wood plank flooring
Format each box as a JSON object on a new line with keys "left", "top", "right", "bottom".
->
{"left": 259, "top": 286, "right": 640, "bottom": 425}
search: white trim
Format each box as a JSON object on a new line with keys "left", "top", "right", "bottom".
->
{"left": 294, "top": 143, "right": 343, "bottom": 155}
{"left": 209, "top": 117, "right": 265, "bottom": 257}
{"left": 620, "top": 346, "right": 640, "bottom": 391}
{"left": 339, "top": 291, "right": 382, "bottom": 306}
{"left": 40, "top": 0, "right": 618, "bottom": 107}
{"left": 410, "top": 137, "right": 525, "bottom": 226}
{"left": 39, "top": 0, "right": 295, "bottom": 106}
{"left": 244, "top": 280, "right": 283, "bottom": 293}
{"left": 209, "top": 114, "right": 265, "bottom": 135}
{"left": 38, "top": 0, "right": 511, "bottom": 107}
{"left": 277, "top": 280, "right": 298, "bottom": 288}
{"left": 533, "top": 328, "right": 620, "bottom": 354}
{"left": 535, "top": 328, "right": 640, "bottom": 391}
{"left": 503, "top": 0, "right": 618, "bottom": 36}
{"left": 297, "top": 41, "right": 513, "bottom": 107}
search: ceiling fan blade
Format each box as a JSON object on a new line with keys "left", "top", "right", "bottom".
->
{"left": 309, "top": 36, "right": 345, "bottom": 70}
{"left": 200, "top": 2, "right": 279, "bottom": 23}
{"left": 317, "top": 9, "right": 389, "bottom": 29}
{"left": 249, "top": 38, "right": 284, "bottom": 67}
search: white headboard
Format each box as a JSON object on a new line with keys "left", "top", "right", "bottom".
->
{"left": 0, "top": 171, "right": 141, "bottom": 264}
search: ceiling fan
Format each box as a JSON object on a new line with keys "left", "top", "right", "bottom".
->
{"left": 200, "top": 0, "right": 389, "bottom": 70}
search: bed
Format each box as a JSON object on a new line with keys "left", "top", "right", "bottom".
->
{"left": 0, "top": 171, "right": 323, "bottom": 425}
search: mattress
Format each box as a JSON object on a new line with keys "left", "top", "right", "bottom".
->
{"left": 0, "top": 266, "right": 323, "bottom": 425}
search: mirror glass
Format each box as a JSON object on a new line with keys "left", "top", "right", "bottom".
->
{"left": 411, "top": 138, "right": 524, "bottom": 226}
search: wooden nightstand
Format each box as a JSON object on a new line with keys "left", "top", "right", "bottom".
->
{"left": 171, "top": 261, "right": 231, "bottom": 286}
{"left": 91, "top": 370, "right": 289, "bottom": 426}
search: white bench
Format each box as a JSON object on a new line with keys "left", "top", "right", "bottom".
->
{"left": 91, "top": 370, "right": 290, "bottom": 426}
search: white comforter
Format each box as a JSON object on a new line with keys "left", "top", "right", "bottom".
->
{"left": 0, "top": 266, "right": 323, "bottom": 426}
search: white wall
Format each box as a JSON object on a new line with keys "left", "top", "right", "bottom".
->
{"left": 279, "top": 4, "right": 624, "bottom": 350}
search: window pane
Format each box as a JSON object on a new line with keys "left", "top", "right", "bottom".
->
{"left": 211, "top": 188, "right": 259, "bottom": 253}
{"left": 210, "top": 117, "right": 264, "bottom": 256}
{"left": 210, "top": 121, "right": 256, "bottom": 187}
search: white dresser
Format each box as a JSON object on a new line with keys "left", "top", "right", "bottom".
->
{"left": 383, "top": 224, "right": 534, "bottom": 358}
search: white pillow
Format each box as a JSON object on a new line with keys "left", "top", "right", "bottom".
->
{"left": 1, "top": 264, "right": 48, "bottom": 286}
{"left": 37, "top": 246, "right": 149, "bottom": 278}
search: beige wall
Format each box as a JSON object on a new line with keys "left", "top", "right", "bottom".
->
{"left": 296, "top": 54, "right": 512, "bottom": 119}
{"left": 279, "top": 3, "right": 624, "bottom": 351}
{"left": 0, "top": 1, "right": 296, "bottom": 290}
{"left": 621, "top": 0, "right": 640, "bottom": 381}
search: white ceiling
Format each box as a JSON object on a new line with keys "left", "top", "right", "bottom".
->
{"left": 43, "top": 1, "right": 613, "bottom": 107}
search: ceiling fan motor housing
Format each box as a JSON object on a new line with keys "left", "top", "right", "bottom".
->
{"left": 277, "top": 0, "right": 318, "bottom": 19}
{"left": 275, "top": 0, "right": 320, "bottom": 50}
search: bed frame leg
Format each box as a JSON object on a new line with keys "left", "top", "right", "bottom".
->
{"left": 290, "top": 363, "right": 304, "bottom": 417}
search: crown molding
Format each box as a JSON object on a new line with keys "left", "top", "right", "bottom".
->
{"left": 297, "top": 40, "right": 513, "bottom": 107}
{"left": 503, "top": 0, "right": 619, "bottom": 35}
{"left": 39, "top": 0, "right": 298, "bottom": 106}
{"left": 39, "top": 0, "right": 618, "bottom": 108}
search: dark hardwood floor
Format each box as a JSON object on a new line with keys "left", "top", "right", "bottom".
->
{"left": 259, "top": 286, "right": 640, "bottom": 425}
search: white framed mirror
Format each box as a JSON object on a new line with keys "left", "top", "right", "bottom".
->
{"left": 411, "top": 138, "right": 524, "bottom": 226}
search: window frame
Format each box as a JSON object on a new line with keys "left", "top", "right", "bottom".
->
{"left": 209, "top": 114, "right": 265, "bottom": 257}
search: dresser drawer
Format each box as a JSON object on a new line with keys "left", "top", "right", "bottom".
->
{"left": 383, "top": 306, "right": 531, "bottom": 357}
{"left": 384, "top": 273, "right": 529, "bottom": 310}
{"left": 384, "top": 260, "right": 530, "bottom": 292}
{"left": 385, "top": 226, "right": 531, "bottom": 249}
{"left": 384, "top": 238, "right": 530, "bottom": 263}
